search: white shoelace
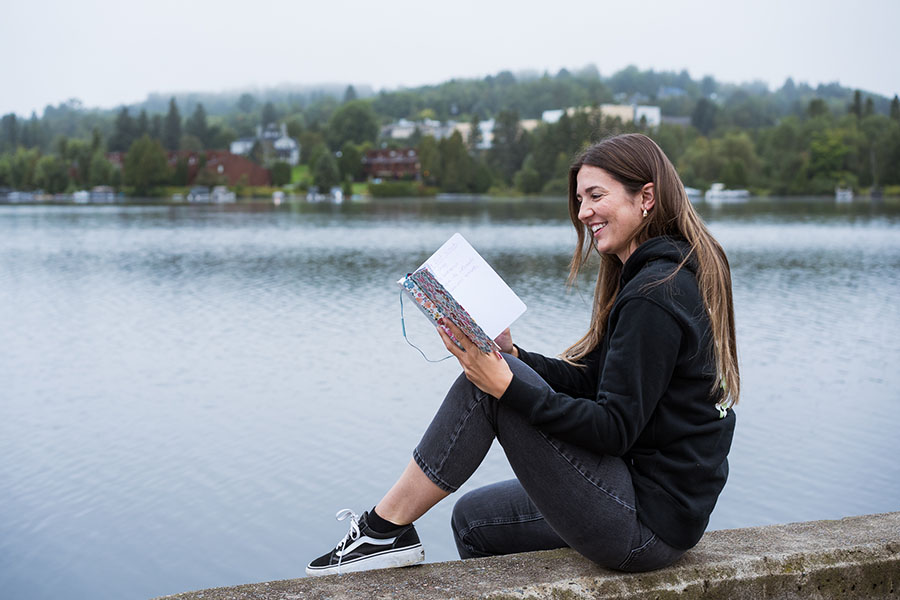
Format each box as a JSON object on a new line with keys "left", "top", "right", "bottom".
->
{"left": 333, "top": 509, "right": 361, "bottom": 575}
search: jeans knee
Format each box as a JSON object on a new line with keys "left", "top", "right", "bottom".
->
{"left": 450, "top": 491, "right": 489, "bottom": 559}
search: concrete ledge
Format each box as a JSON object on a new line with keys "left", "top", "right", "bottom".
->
{"left": 159, "top": 512, "right": 899, "bottom": 599}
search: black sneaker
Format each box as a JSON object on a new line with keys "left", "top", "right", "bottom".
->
{"left": 305, "top": 509, "right": 424, "bottom": 577}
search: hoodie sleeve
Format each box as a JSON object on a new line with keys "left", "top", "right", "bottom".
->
{"left": 514, "top": 345, "right": 601, "bottom": 399}
{"left": 499, "top": 297, "right": 682, "bottom": 455}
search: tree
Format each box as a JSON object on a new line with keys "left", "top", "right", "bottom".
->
{"left": 863, "top": 97, "right": 875, "bottom": 118}
{"left": 514, "top": 154, "right": 542, "bottom": 193}
{"left": 271, "top": 162, "right": 291, "bottom": 186}
{"left": 467, "top": 113, "right": 482, "bottom": 152}
{"left": 417, "top": 135, "right": 441, "bottom": 185}
{"left": 34, "top": 154, "right": 69, "bottom": 193}
{"left": 10, "top": 147, "right": 40, "bottom": 189}
{"left": 438, "top": 131, "right": 474, "bottom": 192}
{"left": 261, "top": 102, "right": 279, "bottom": 126}
{"left": 313, "top": 151, "right": 340, "bottom": 190}
{"left": 807, "top": 98, "right": 829, "bottom": 118}
{"left": 237, "top": 93, "right": 257, "bottom": 113}
{"left": 891, "top": 95, "right": 900, "bottom": 121}
{"left": 136, "top": 110, "right": 149, "bottom": 138}
{"left": 149, "top": 114, "right": 163, "bottom": 140}
{"left": 850, "top": 90, "right": 862, "bottom": 118}
{"left": 89, "top": 151, "right": 114, "bottom": 187}
{"left": 337, "top": 141, "right": 364, "bottom": 182}
{"left": 343, "top": 85, "right": 358, "bottom": 103}
{"left": 163, "top": 97, "right": 182, "bottom": 150}
{"left": 327, "top": 100, "right": 379, "bottom": 148}
{"left": 488, "top": 109, "right": 525, "bottom": 184}
{"left": 185, "top": 103, "right": 209, "bottom": 147}
{"left": 124, "top": 135, "right": 170, "bottom": 195}
{"left": 691, "top": 98, "right": 718, "bottom": 135}
{"left": 1, "top": 113, "right": 19, "bottom": 152}
{"left": 0, "top": 154, "right": 11, "bottom": 186}
{"left": 109, "top": 107, "right": 136, "bottom": 152}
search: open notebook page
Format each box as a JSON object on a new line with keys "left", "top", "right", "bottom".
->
{"left": 422, "top": 233, "right": 526, "bottom": 339}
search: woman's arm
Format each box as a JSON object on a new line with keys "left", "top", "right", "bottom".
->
{"left": 494, "top": 328, "right": 600, "bottom": 398}
{"left": 500, "top": 297, "right": 682, "bottom": 456}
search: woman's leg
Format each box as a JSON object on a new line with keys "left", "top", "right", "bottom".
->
{"left": 374, "top": 458, "right": 449, "bottom": 526}
{"left": 413, "top": 355, "right": 685, "bottom": 571}
{"left": 451, "top": 478, "right": 566, "bottom": 558}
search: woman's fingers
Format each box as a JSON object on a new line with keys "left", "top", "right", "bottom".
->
{"left": 439, "top": 318, "right": 473, "bottom": 353}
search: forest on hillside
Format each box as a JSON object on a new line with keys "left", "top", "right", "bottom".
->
{"left": 1, "top": 65, "right": 898, "bottom": 196}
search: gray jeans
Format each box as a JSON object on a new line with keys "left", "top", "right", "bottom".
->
{"left": 413, "top": 355, "right": 685, "bottom": 572}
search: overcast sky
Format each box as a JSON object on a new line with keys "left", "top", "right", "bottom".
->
{"left": 2, "top": 0, "right": 897, "bottom": 117}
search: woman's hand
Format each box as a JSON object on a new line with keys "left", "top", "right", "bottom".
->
{"left": 437, "top": 319, "right": 513, "bottom": 399}
{"left": 494, "top": 328, "right": 517, "bottom": 357}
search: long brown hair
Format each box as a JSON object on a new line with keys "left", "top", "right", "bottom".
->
{"left": 564, "top": 134, "right": 740, "bottom": 409}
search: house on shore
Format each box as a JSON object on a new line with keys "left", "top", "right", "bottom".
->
{"left": 362, "top": 148, "right": 420, "bottom": 179}
{"left": 106, "top": 150, "right": 271, "bottom": 187}
{"left": 541, "top": 104, "right": 661, "bottom": 127}
{"left": 230, "top": 123, "right": 300, "bottom": 166}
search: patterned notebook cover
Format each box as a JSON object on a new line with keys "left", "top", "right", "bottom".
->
{"left": 400, "top": 267, "right": 497, "bottom": 354}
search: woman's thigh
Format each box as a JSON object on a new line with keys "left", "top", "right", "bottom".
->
{"left": 492, "top": 357, "right": 683, "bottom": 570}
{"left": 451, "top": 479, "right": 567, "bottom": 558}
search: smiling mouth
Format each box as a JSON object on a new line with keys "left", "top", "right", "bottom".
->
{"left": 590, "top": 223, "right": 607, "bottom": 234}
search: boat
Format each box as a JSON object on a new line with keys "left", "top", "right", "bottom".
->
{"left": 187, "top": 186, "right": 211, "bottom": 203}
{"left": 211, "top": 186, "right": 236, "bottom": 203}
{"left": 835, "top": 187, "right": 853, "bottom": 203}
{"left": 705, "top": 183, "right": 750, "bottom": 204}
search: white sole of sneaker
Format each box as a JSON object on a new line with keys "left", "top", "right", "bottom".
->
{"left": 305, "top": 544, "right": 424, "bottom": 577}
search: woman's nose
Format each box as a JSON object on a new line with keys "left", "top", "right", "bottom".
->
{"left": 578, "top": 201, "right": 592, "bottom": 222}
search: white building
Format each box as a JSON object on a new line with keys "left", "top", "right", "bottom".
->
{"left": 229, "top": 123, "right": 300, "bottom": 166}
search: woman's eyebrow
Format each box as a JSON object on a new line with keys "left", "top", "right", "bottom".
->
{"left": 583, "top": 185, "right": 606, "bottom": 193}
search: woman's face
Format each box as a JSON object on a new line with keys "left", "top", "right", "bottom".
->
{"left": 575, "top": 165, "right": 650, "bottom": 263}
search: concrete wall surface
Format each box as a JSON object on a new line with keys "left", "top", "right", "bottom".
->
{"left": 157, "top": 511, "right": 899, "bottom": 600}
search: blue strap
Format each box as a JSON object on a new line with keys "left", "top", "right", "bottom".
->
{"left": 400, "top": 290, "right": 452, "bottom": 362}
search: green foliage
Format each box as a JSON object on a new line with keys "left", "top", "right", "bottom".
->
{"left": 185, "top": 103, "right": 209, "bottom": 147}
{"left": 327, "top": 100, "right": 379, "bottom": 148}
{"left": 109, "top": 107, "right": 137, "bottom": 152}
{"left": 10, "top": 147, "right": 40, "bottom": 189}
{"left": 337, "top": 141, "right": 364, "bottom": 182}
{"left": 163, "top": 98, "right": 182, "bottom": 151}
{"left": 438, "top": 131, "right": 475, "bottom": 192}
{"left": 34, "top": 154, "right": 69, "bottom": 193}
{"left": 417, "top": 135, "right": 441, "bottom": 185}
{"left": 0, "top": 154, "right": 10, "bottom": 186}
{"left": 312, "top": 151, "right": 340, "bottom": 190}
{"left": 514, "top": 154, "right": 542, "bottom": 194}
{"left": 691, "top": 98, "right": 718, "bottom": 135}
{"left": 89, "top": 151, "right": 114, "bottom": 187}
{"left": 1, "top": 64, "right": 898, "bottom": 198}
{"left": 261, "top": 102, "right": 279, "bottom": 126}
{"left": 124, "top": 135, "right": 170, "bottom": 194}
{"left": 489, "top": 109, "right": 525, "bottom": 184}
{"left": 271, "top": 161, "right": 291, "bottom": 186}
{"left": 237, "top": 93, "right": 257, "bottom": 113}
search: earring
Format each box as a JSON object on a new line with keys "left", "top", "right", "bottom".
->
{"left": 642, "top": 208, "right": 649, "bottom": 218}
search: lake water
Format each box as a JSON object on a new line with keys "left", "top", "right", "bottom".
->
{"left": 1, "top": 198, "right": 899, "bottom": 599}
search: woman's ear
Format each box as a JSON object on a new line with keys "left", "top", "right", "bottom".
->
{"left": 640, "top": 182, "right": 655, "bottom": 213}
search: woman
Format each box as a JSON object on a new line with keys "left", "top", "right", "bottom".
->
{"left": 306, "top": 133, "right": 738, "bottom": 576}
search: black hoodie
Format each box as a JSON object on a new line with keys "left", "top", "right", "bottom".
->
{"left": 499, "top": 236, "right": 735, "bottom": 550}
